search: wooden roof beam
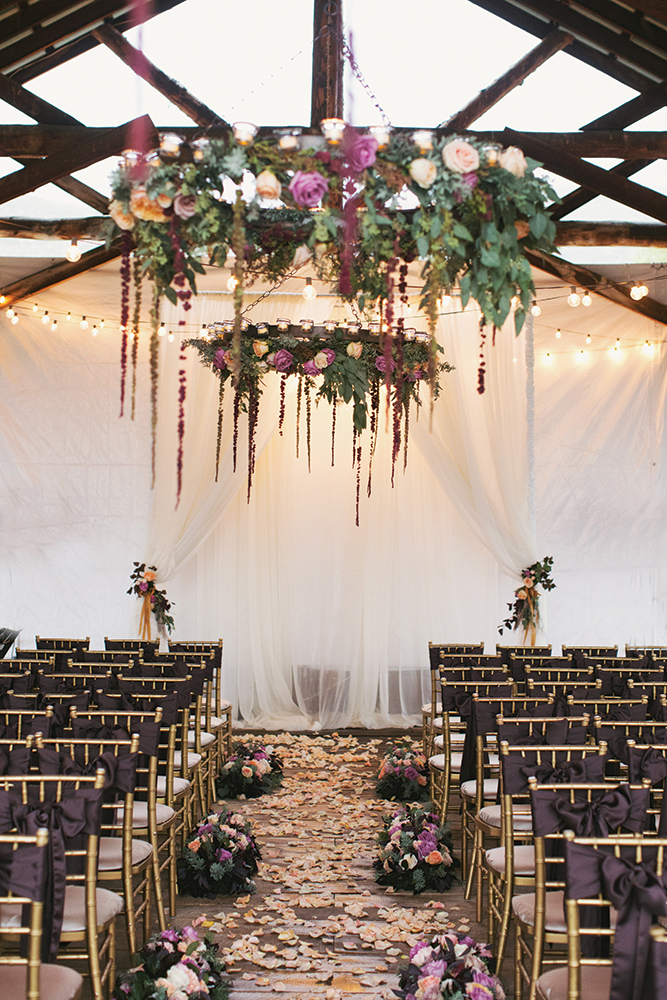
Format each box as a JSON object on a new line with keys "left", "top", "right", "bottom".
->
{"left": 0, "top": 216, "right": 109, "bottom": 240}
{"left": 91, "top": 22, "right": 228, "bottom": 128}
{"left": 554, "top": 221, "right": 667, "bottom": 246}
{"left": 0, "top": 114, "right": 157, "bottom": 207}
{"left": 501, "top": 127, "right": 667, "bottom": 224}
{"left": 310, "top": 0, "right": 344, "bottom": 127}
{"left": 524, "top": 247, "right": 667, "bottom": 327}
{"left": 444, "top": 30, "right": 573, "bottom": 130}
{"left": 0, "top": 240, "right": 123, "bottom": 305}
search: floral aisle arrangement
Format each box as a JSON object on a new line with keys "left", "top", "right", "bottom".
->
{"left": 127, "top": 561, "right": 175, "bottom": 639}
{"left": 111, "top": 924, "right": 229, "bottom": 1000}
{"left": 108, "top": 126, "right": 557, "bottom": 505}
{"left": 498, "top": 555, "right": 555, "bottom": 644}
{"left": 396, "top": 933, "right": 505, "bottom": 1000}
{"left": 215, "top": 740, "right": 283, "bottom": 800}
{"left": 177, "top": 808, "right": 261, "bottom": 898}
{"left": 373, "top": 804, "right": 458, "bottom": 893}
{"left": 376, "top": 741, "right": 430, "bottom": 801}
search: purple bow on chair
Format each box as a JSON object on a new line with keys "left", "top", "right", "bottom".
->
{"left": 531, "top": 784, "right": 649, "bottom": 839}
{"left": 564, "top": 838, "right": 667, "bottom": 1000}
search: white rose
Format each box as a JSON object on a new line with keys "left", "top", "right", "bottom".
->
{"left": 499, "top": 146, "right": 527, "bottom": 178}
{"left": 255, "top": 170, "right": 281, "bottom": 200}
{"left": 442, "top": 139, "right": 479, "bottom": 174}
{"left": 409, "top": 158, "right": 437, "bottom": 189}
{"left": 404, "top": 853, "right": 418, "bottom": 869}
{"left": 524, "top": 578, "right": 534, "bottom": 588}
{"left": 346, "top": 341, "right": 362, "bottom": 359}
{"left": 264, "top": 746, "right": 274, "bottom": 755}
{"left": 516, "top": 589, "right": 527, "bottom": 600}
{"left": 166, "top": 963, "right": 192, "bottom": 991}
{"left": 411, "top": 946, "right": 434, "bottom": 968}
{"left": 314, "top": 351, "right": 330, "bottom": 369}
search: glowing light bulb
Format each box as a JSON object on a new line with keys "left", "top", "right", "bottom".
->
{"left": 644, "top": 340, "right": 654, "bottom": 354}
{"left": 439, "top": 293, "right": 452, "bottom": 308}
{"left": 302, "top": 278, "right": 317, "bottom": 301}
{"left": 10, "top": 314, "right": 18, "bottom": 325}
{"left": 65, "top": 239, "right": 82, "bottom": 263}
{"left": 50, "top": 319, "right": 58, "bottom": 332}
{"left": 100, "top": 318, "right": 105, "bottom": 329}
{"left": 5, "top": 307, "right": 15, "bottom": 319}
{"left": 80, "top": 316, "right": 88, "bottom": 330}
{"left": 581, "top": 291, "right": 592, "bottom": 307}
{"left": 41, "top": 310, "right": 50, "bottom": 325}
{"left": 555, "top": 328, "right": 562, "bottom": 339}
{"left": 167, "top": 332, "right": 175, "bottom": 343}
{"left": 586, "top": 334, "right": 591, "bottom": 345}
{"left": 66, "top": 311, "right": 72, "bottom": 322}
{"left": 639, "top": 281, "right": 649, "bottom": 297}
{"left": 91, "top": 325, "right": 98, "bottom": 337}
{"left": 630, "top": 283, "right": 643, "bottom": 301}
{"left": 158, "top": 322, "right": 166, "bottom": 337}
{"left": 544, "top": 352, "right": 551, "bottom": 363}
{"left": 568, "top": 286, "right": 580, "bottom": 307}
{"left": 200, "top": 323, "right": 208, "bottom": 340}
{"left": 531, "top": 299, "right": 541, "bottom": 317}
{"left": 576, "top": 349, "right": 586, "bottom": 362}
{"left": 32, "top": 303, "right": 38, "bottom": 313}
{"left": 0, "top": 296, "right": 5, "bottom": 305}
{"left": 227, "top": 275, "right": 238, "bottom": 292}
{"left": 510, "top": 295, "right": 520, "bottom": 309}
{"left": 615, "top": 338, "right": 620, "bottom": 350}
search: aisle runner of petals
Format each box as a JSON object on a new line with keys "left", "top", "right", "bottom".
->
{"left": 193, "top": 734, "right": 474, "bottom": 1000}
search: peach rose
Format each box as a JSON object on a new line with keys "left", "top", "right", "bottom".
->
{"left": 499, "top": 145, "right": 527, "bottom": 177}
{"left": 109, "top": 199, "right": 135, "bottom": 230}
{"left": 256, "top": 170, "right": 282, "bottom": 200}
{"left": 157, "top": 192, "right": 173, "bottom": 208}
{"left": 187, "top": 839, "right": 201, "bottom": 852}
{"left": 409, "top": 158, "right": 437, "bottom": 189}
{"left": 143, "top": 570, "right": 156, "bottom": 581}
{"left": 416, "top": 974, "right": 443, "bottom": 1000}
{"left": 346, "top": 341, "right": 362, "bottom": 359}
{"left": 129, "top": 186, "right": 169, "bottom": 222}
{"left": 253, "top": 340, "right": 269, "bottom": 357}
{"left": 417, "top": 775, "right": 428, "bottom": 786}
{"left": 442, "top": 139, "right": 479, "bottom": 174}
{"left": 314, "top": 351, "right": 331, "bottom": 369}
{"left": 241, "top": 765, "right": 253, "bottom": 778}
{"left": 425, "top": 850, "right": 444, "bottom": 865}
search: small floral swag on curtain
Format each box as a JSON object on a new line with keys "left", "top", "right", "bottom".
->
{"left": 498, "top": 556, "right": 555, "bottom": 644}
{"left": 128, "top": 561, "right": 175, "bottom": 639}
{"left": 109, "top": 128, "right": 557, "bottom": 509}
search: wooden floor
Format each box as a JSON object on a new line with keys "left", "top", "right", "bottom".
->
{"left": 98, "top": 731, "right": 516, "bottom": 1000}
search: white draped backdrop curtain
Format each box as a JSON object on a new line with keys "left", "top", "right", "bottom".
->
{"left": 149, "top": 292, "right": 535, "bottom": 728}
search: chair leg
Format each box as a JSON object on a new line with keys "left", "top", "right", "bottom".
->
{"left": 515, "top": 922, "right": 524, "bottom": 1000}
{"left": 465, "top": 825, "right": 479, "bottom": 899}
{"left": 475, "top": 833, "right": 485, "bottom": 924}
{"left": 150, "top": 836, "right": 167, "bottom": 931}
{"left": 494, "top": 870, "right": 512, "bottom": 971}
{"left": 122, "top": 860, "right": 137, "bottom": 957}
{"left": 168, "top": 822, "right": 178, "bottom": 917}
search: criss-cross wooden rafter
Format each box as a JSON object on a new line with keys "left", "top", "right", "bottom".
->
{"left": 1, "top": 0, "right": 667, "bottom": 325}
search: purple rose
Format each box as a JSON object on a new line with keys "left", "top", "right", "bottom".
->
{"left": 139, "top": 581, "right": 148, "bottom": 592}
{"left": 198, "top": 823, "right": 214, "bottom": 834}
{"left": 288, "top": 170, "right": 329, "bottom": 208}
{"left": 375, "top": 356, "right": 397, "bottom": 373}
{"left": 214, "top": 348, "right": 227, "bottom": 369}
{"left": 216, "top": 848, "right": 232, "bottom": 862}
{"left": 467, "top": 987, "right": 494, "bottom": 1000}
{"left": 345, "top": 134, "right": 378, "bottom": 173}
{"left": 472, "top": 972, "right": 496, "bottom": 988}
{"left": 422, "top": 960, "right": 447, "bottom": 978}
{"left": 303, "top": 359, "right": 320, "bottom": 377}
{"left": 173, "top": 193, "right": 197, "bottom": 218}
{"left": 462, "top": 172, "right": 478, "bottom": 190}
{"left": 404, "top": 766, "right": 419, "bottom": 782}
{"left": 274, "top": 348, "right": 294, "bottom": 373}
{"left": 161, "top": 929, "right": 179, "bottom": 943}
{"left": 406, "top": 369, "right": 424, "bottom": 381}
{"left": 321, "top": 347, "right": 336, "bottom": 366}
{"left": 383, "top": 764, "right": 395, "bottom": 775}
{"left": 416, "top": 835, "right": 437, "bottom": 859}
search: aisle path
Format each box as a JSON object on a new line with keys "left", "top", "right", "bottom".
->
{"left": 177, "top": 733, "right": 491, "bottom": 1000}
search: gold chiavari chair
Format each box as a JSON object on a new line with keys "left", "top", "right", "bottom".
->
{"left": 35, "top": 637, "right": 89, "bottom": 652}
{"left": 560, "top": 644, "right": 618, "bottom": 658}
{"left": 0, "top": 829, "right": 84, "bottom": 1000}
{"left": 423, "top": 643, "right": 486, "bottom": 755}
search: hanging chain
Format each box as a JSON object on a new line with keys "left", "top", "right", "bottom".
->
{"left": 241, "top": 261, "right": 310, "bottom": 318}
{"left": 342, "top": 31, "right": 392, "bottom": 127}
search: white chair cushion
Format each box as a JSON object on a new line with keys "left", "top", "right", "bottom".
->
{"left": 156, "top": 775, "right": 190, "bottom": 797}
{"left": 202, "top": 716, "right": 224, "bottom": 729}
{"left": 428, "top": 753, "right": 463, "bottom": 773}
{"left": 62, "top": 886, "right": 124, "bottom": 931}
{"left": 130, "top": 801, "right": 176, "bottom": 827}
{"left": 188, "top": 731, "right": 216, "bottom": 747}
{"left": 478, "top": 805, "right": 532, "bottom": 831}
{"left": 460, "top": 778, "right": 499, "bottom": 799}
{"left": 485, "top": 844, "right": 535, "bottom": 875}
{"left": 422, "top": 702, "right": 441, "bottom": 714}
{"left": 174, "top": 751, "right": 201, "bottom": 769}
{"left": 219, "top": 699, "right": 232, "bottom": 711}
{"left": 0, "top": 962, "right": 83, "bottom": 1000}
{"left": 536, "top": 964, "right": 612, "bottom": 1000}
{"left": 98, "top": 836, "right": 153, "bottom": 870}
{"left": 512, "top": 890, "right": 566, "bottom": 932}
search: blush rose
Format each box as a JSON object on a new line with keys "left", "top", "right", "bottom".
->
{"left": 442, "top": 139, "right": 480, "bottom": 174}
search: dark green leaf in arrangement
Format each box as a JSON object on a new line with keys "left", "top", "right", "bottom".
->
{"left": 164, "top": 286, "right": 178, "bottom": 305}
{"left": 452, "top": 221, "right": 473, "bottom": 242}
{"left": 416, "top": 236, "right": 429, "bottom": 258}
{"left": 529, "top": 212, "right": 548, "bottom": 239}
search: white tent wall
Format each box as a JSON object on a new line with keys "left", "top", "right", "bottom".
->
{"left": 1, "top": 265, "right": 666, "bottom": 727}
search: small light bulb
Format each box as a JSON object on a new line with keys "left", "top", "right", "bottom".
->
{"left": 227, "top": 275, "right": 238, "bottom": 292}
{"left": 100, "top": 318, "right": 105, "bottom": 329}
{"left": 10, "top": 314, "right": 19, "bottom": 325}
{"left": 568, "top": 286, "right": 580, "bottom": 307}
{"left": 630, "top": 283, "right": 643, "bottom": 301}
{"left": 32, "top": 303, "right": 38, "bottom": 313}
{"left": 439, "top": 293, "right": 452, "bottom": 309}
{"left": 167, "top": 332, "right": 175, "bottom": 342}
{"left": 644, "top": 340, "right": 653, "bottom": 354}
{"left": 581, "top": 291, "right": 592, "bottom": 307}
{"left": 41, "top": 310, "right": 50, "bottom": 325}
{"left": 639, "top": 281, "right": 649, "bottom": 297}
{"left": 530, "top": 299, "right": 541, "bottom": 317}
{"left": 576, "top": 349, "right": 585, "bottom": 361}
{"left": 615, "top": 338, "right": 620, "bottom": 350}
{"left": 158, "top": 322, "right": 166, "bottom": 337}
{"left": 0, "top": 296, "right": 5, "bottom": 305}
{"left": 544, "top": 352, "right": 551, "bottom": 363}
{"left": 65, "top": 239, "right": 82, "bottom": 263}
{"left": 302, "top": 277, "right": 317, "bottom": 301}
{"left": 586, "top": 334, "right": 591, "bottom": 345}
{"left": 91, "top": 325, "right": 98, "bottom": 337}
{"left": 555, "top": 328, "right": 562, "bottom": 339}
{"left": 66, "top": 311, "right": 72, "bottom": 322}
{"left": 5, "top": 307, "right": 15, "bottom": 319}
{"left": 80, "top": 316, "right": 88, "bottom": 330}
{"left": 511, "top": 295, "right": 520, "bottom": 309}
{"left": 50, "top": 319, "right": 58, "bottom": 331}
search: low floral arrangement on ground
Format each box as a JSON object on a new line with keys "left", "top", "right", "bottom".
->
{"left": 215, "top": 740, "right": 283, "bottom": 799}
{"left": 127, "top": 561, "right": 175, "bottom": 638}
{"left": 376, "top": 740, "right": 429, "bottom": 801}
{"left": 177, "top": 808, "right": 261, "bottom": 898}
{"left": 396, "top": 933, "right": 505, "bottom": 1000}
{"left": 498, "top": 555, "right": 555, "bottom": 643}
{"left": 373, "top": 804, "right": 458, "bottom": 893}
{"left": 111, "top": 924, "right": 229, "bottom": 1000}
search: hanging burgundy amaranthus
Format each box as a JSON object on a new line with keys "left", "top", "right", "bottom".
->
{"left": 176, "top": 353, "right": 187, "bottom": 507}
{"left": 215, "top": 381, "right": 225, "bottom": 482}
{"left": 149, "top": 288, "right": 160, "bottom": 486}
{"left": 130, "top": 255, "right": 141, "bottom": 421}
{"left": 119, "top": 233, "right": 132, "bottom": 417}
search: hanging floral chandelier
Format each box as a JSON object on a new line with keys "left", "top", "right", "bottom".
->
{"left": 108, "top": 120, "right": 557, "bottom": 514}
